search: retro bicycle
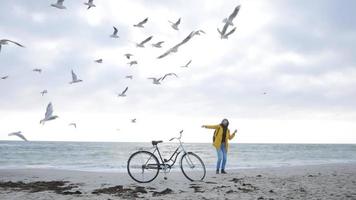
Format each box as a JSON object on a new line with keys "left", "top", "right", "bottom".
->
{"left": 127, "top": 130, "right": 206, "bottom": 183}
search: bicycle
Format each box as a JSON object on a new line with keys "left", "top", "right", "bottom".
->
{"left": 127, "top": 130, "right": 206, "bottom": 183}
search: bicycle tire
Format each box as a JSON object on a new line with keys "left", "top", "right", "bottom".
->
{"left": 127, "top": 150, "right": 160, "bottom": 183}
{"left": 180, "top": 152, "right": 206, "bottom": 181}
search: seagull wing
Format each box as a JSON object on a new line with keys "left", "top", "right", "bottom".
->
{"left": 157, "top": 41, "right": 164, "bottom": 45}
{"left": 58, "top": 0, "right": 65, "bottom": 5}
{"left": 186, "top": 60, "right": 192, "bottom": 66}
{"left": 71, "top": 70, "right": 78, "bottom": 81}
{"left": 122, "top": 86, "right": 128, "bottom": 95}
{"left": 178, "top": 31, "right": 195, "bottom": 46}
{"left": 225, "top": 27, "right": 237, "bottom": 37}
{"left": 45, "top": 102, "right": 54, "bottom": 119}
{"left": 3, "top": 39, "right": 25, "bottom": 47}
{"left": 157, "top": 48, "right": 173, "bottom": 59}
{"left": 140, "top": 36, "right": 153, "bottom": 45}
{"left": 89, "top": 0, "right": 93, "bottom": 3}
{"left": 140, "top": 17, "right": 148, "bottom": 25}
{"left": 113, "top": 26, "right": 118, "bottom": 35}
{"left": 176, "top": 18, "right": 181, "bottom": 25}
{"left": 8, "top": 131, "right": 28, "bottom": 141}
{"left": 228, "top": 5, "right": 241, "bottom": 21}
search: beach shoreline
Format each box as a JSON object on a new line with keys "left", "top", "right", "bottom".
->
{"left": 1, "top": 163, "right": 356, "bottom": 199}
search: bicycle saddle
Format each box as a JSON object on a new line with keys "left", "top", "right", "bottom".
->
{"left": 152, "top": 140, "right": 163, "bottom": 146}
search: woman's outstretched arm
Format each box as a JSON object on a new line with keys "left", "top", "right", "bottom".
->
{"left": 202, "top": 124, "right": 220, "bottom": 129}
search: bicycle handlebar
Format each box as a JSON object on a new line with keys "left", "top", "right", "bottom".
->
{"left": 169, "top": 130, "right": 183, "bottom": 141}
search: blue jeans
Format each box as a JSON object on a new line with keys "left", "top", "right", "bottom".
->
{"left": 216, "top": 143, "right": 227, "bottom": 171}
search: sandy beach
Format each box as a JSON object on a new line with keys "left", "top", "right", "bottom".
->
{"left": 1, "top": 163, "right": 355, "bottom": 200}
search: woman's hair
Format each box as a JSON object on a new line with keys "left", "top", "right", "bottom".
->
{"left": 220, "top": 118, "right": 229, "bottom": 127}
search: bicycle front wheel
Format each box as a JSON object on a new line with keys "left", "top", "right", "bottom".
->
{"left": 127, "top": 151, "right": 160, "bottom": 183}
{"left": 180, "top": 152, "right": 206, "bottom": 181}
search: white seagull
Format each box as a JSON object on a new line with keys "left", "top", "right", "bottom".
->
{"left": 131, "top": 118, "right": 136, "bottom": 123}
{"left": 124, "top": 53, "right": 133, "bottom": 59}
{"left": 94, "top": 59, "right": 103, "bottom": 63}
{"left": 33, "top": 68, "right": 42, "bottom": 73}
{"left": 181, "top": 60, "right": 192, "bottom": 68}
{"left": 118, "top": 86, "right": 128, "bottom": 97}
{"left": 1, "top": 75, "right": 9, "bottom": 80}
{"left": 127, "top": 60, "right": 138, "bottom": 66}
{"left": 69, "top": 70, "right": 83, "bottom": 84}
{"left": 169, "top": 18, "right": 181, "bottom": 30}
{"left": 0, "top": 39, "right": 25, "bottom": 52}
{"left": 110, "top": 26, "right": 119, "bottom": 38}
{"left": 40, "top": 90, "right": 48, "bottom": 96}
{"left": 84, "top": 0, "right": 96, "bottom": 9}
{"left": 40, "top": 102, "right": 59, "bottom": 125}
{"left": 133, "top": 17, "right": 148, "bottom": 28}
{"left": 194, "top": 30, "right": 206, "bottom": 36}
{"left": 136, "top": 36, "right": 153, "bottom": 48}
{"left": 69, "top": 123, "right": 77, "bottom": 128}
{"left": 147, "top": 77, "right": 162, "bottom": 85}
{"left": 125, "top": 75, "right": 133, "bottom": 79}
{"left": 8, "top": 131, "right": 28, "bottom": 142}
{"left": 51, "top": 0, "right": 66, "bottom": 9}
{"left": 223, "top": 5, "right": 241, "bottom": 26}
{"left": 152, "top": 41, "right": 164, "bottom": 48}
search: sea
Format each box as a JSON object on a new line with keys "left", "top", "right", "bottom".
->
{"left": 1, "top": 141, "right": 356, "bottom": 172}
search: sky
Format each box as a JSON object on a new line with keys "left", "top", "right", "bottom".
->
{"left": 1, "top": 0, "right": 356, "bottom": 143}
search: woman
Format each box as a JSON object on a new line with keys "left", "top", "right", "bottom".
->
{"left": 202, "top": 119, "right": 237, "bottom": 174}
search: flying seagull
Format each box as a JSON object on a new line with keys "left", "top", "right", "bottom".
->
{"left": 0, "top": 39, "right": 25, "bottom": 52}
{"left": 40, "top": 90, "right": 48, "bottom": 96}
{"left": 110, "top": 26, "right": 119, "bottom": 38}
{"left": 181, "top": 60, "right": 192, "bottom": 68}
{"left": 118, "top": 86, "right": 128, "bottom": 97}
{"left": 69, "top": 70, "right": 83, "bottom": 84}
{"left": 8, "top": 131, "right": 28, "bottom": 142}
{"left": 157, "top": 31, "right": 195, "bottom": 59}
{"left": 223, "top": 5, "right": 241, "bottom": 26}
{"left": 133, "top": 17, "right": 148, "bottom": 28}
{"left": 162, "top": 73, "right": 178, "bottom": 81}
{"left": 147, "top": 77, "right": 162, "bottom": 85}
{"left": 40, "top": 102, "right": 59, "bottom": 125}
{"left": 84, "top": 0, "right": 96, "bottom": 9}
{"left": 69, "top": 123, "right": 77, "bottom": 128}
{"left": 131, "top": 118, "right": 136, "bottom": 123}
{"left": 1, "top": 75, "right": 9, "bottom": 80}
{"left": 51, "top": 0, "right": 66, "bottom": 9}
{"left": 169, "top": 18, "right": 181, "bottom": 30}
{"left": 136, "top": 36, "right": 153, "bottom": 48}
{"left": 152, "top": 41, "right": 164, "bottom": 48}
{"left": 125, "top": 75, "right": 133, "bottom": 79}
{"left": 33, "top": 68, "right": 42, "bottom": 73}
{"left": 94, "top": 59, "right": 103, "bottom": 63}
{"left": 124, "top": 53, "right": 133, "bottom": 59}
{"left": 127, "top": 60, "right": 138, "bottom": 66}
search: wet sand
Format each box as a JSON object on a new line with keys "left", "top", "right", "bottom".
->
{"left": 1, "top": 163, "right": 356, "bottom": 199}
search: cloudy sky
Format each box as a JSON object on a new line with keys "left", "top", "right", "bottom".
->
{"left": 1, "top": 0, "right": 355, "bottom": 143}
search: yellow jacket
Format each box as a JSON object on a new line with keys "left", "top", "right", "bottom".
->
{"left": 204, "top": 124, "right": 235, "bottom": 151}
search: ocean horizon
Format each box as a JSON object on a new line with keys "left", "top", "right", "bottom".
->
{"left": 1, "top": 141, "right": 356, "bottom": 172}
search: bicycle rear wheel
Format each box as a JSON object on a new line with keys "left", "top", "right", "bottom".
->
{"left": 127, "top": 151, "right": 160, "bottom": 183}
{"left": 180, "top": 152, "right": 206, "bottom": 181}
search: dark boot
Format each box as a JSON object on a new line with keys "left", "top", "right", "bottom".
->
{"left": 216, "top": 169, "right": 219, "bottom": 174}
{"left": 221, "top": 169, "right": 227, "bottom": 174}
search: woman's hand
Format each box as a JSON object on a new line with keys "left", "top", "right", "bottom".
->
{"left": 233, "top": 129, "right": 237, "bottom": 134}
